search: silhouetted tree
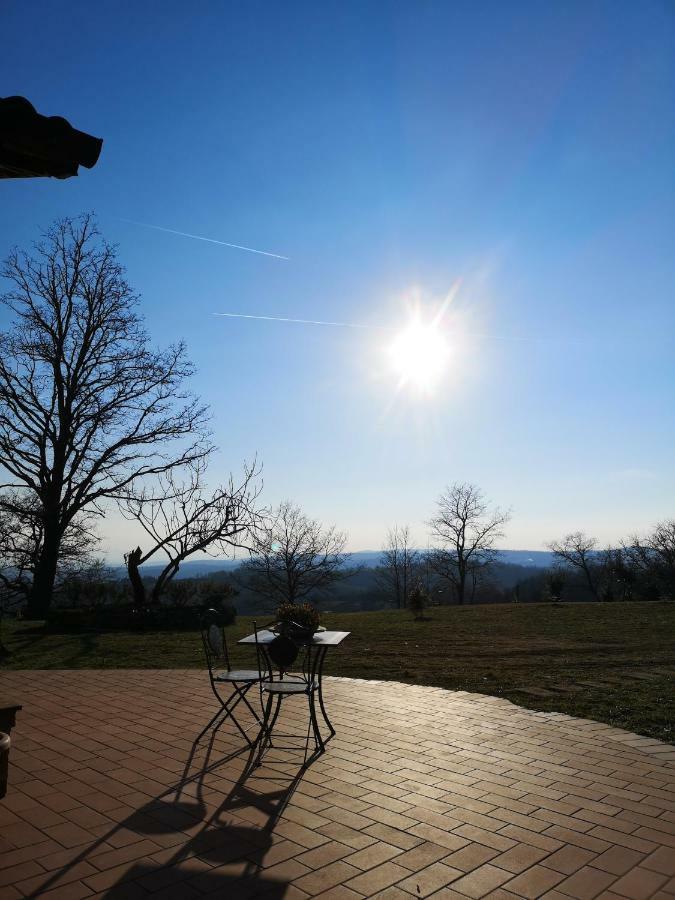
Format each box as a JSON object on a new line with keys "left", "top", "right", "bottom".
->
{"left": 622, "top": 520, "right": 675, "bottom": 600}
{"left": 0, "top": 490, "right": 97, "bottom": 603}
{"left": 428, "top": 482, "right": 510, "bottom": 605}
{"left": 376, "top": 525, "right": 420, "bottom": 608}
{"left": 548, "top": 532, "right": 601, "bottom": 600}
{"left": 240, "top": 500, "right": 349, "bottom": 605}
{"left": 120, "top": 459, "right": 261, "bottom": 606}
{"left": 598, "top": 547, "right": 635, "bottom": 602}
{"left": 0, "top": 215, "right": 210, "bottom": 616}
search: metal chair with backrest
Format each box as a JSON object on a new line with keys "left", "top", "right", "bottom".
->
{"left": 253, "top": 620, "right": 324, "bottom": 766}
{"left": 199, "top": 608, "right": 263, "bottom": 745}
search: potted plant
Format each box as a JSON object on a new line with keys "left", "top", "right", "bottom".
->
{"left": 276, "top": 602, "right": 320, "bottom": 641}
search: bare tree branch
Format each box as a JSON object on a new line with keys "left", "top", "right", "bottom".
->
{"left": 119, "top": 459, "right": 262, "bottom": 605}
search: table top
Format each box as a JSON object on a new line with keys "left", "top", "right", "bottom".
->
{"left": 238, "top": 629, "right": 350, "bottom": 647}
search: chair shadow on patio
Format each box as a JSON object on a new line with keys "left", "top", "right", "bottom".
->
{"left": 26, "top": 710, "right": 314, "bottom": 899}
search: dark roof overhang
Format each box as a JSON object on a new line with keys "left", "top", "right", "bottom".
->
{"left": 0, "top": 95, "right": 103, "bottom": 179}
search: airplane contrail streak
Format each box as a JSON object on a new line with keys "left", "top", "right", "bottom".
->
{"left": 119, "top": 219, "right": 289, "bottom": 259}
{"left": 214, "top": 312, "right": 377, "bottom": 328}
{"left": 214, "top": 312, "right": 595, "bottom": 344}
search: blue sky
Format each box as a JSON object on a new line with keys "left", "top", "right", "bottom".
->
{"left": 2, "top": 1, "right": 674, "bottom": 559}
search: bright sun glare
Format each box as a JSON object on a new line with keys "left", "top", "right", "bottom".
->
{"left": 387, "top": 316, "right": 451, "bottom": 392}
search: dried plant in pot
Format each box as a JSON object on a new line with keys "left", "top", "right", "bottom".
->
{"left": 276, "top": 602, "right": 320, "bottom": 641}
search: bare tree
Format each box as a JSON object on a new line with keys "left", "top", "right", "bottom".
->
{"left": 0, "top": 215, "right": 210, "bottom": 616}
{"left": 240, "top": 500, "right": 349, "bottom": 606}
{"left": 622, "top": 520, "right": 675, "bottom": 599}
{"left": 0, "top": 490, "right": 97, "bottom": 604}
{"left": 120, "top": 459, "right": 261, "bottom": 606}
{"left": 548, "top": 531, "right": 601, "bottom": 600}
{"left": 376, "top": 525, "right": 419, "bottom": 608}
{"left": 428, "top": 482, "right": 510, "bottom": 605}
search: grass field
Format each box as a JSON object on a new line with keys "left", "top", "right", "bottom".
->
{"left": 2, "top": 602, "right": 673, "bottom": 743}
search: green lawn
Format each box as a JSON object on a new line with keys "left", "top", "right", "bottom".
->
{"left": 2, "top": 602, "right": 673, "bottom": 743}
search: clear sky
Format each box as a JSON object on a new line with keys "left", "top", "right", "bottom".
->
{"left": 1, "top": 1, "right": 674, "bottom": 560}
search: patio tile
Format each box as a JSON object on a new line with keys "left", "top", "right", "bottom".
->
{"left": 396, "top": 862, "right": 463, "bottom": 897}
{"left": 442, "top": 842, "right": 499, "bottom": 872}
{"left": 296, "top": 841, "right": 356, "bottom": 870}
{"left": 319, "top": 821, "right": 378, "bottom": 850}
{"left": 295, "top": 860, "right": 362, "bottom": 895}
{"left": 344, "top": 861, "right": 410, "bottom": 895}
{"left": 345, "top": 841, "right": 403, "bottom": 871}
{"left": 541, "top": 843, "right": 597, "bottom": 874}
{"left": 555, "top": 865, "right": 619, "bottom": 898}
{"left": 491, "top": 842, "right": 551, "bottom": 873}
{"left": 447, "top": 863, "right": 512, "bottom": 897}
{"left": 363, "top": 823, "right": 424, "bottom": 850}
{"left": 0, "top": 861, "right": 45, "bottom": 890}
{"left": 501, "top": 864, "right": 566, "bottom": 898}
{"left": 609, "top": 866, "right": 669, "bottom": 899}
{"left": 643, "top": 846, "right": 675, "bottom": 877}
{"left": 590, "top": 845, "right": 647, "bottom": 876}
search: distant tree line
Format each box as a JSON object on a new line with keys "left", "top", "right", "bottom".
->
{"left": 545, "top": 524, "right": 675, "bottom": 603}
{"left": 377, "top": 483, "right": 673, "bottom": 608}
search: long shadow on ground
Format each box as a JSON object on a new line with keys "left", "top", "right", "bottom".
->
{"left": 26, "top": 710, "right": 314, "bottom": 898}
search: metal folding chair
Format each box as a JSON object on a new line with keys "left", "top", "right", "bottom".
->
{"left": 253, "top": 621, "right": 324, "bottom": 767}
{"left": 199, "top": 609, "right": 262, "bottom": 746}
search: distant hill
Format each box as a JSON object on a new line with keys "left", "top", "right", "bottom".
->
{"left": 111, "top": 548, "right": 554, "bottom": 580}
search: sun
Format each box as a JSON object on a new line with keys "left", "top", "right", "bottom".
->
{"left": 387, "top": 315, "right": 451, "bottom": 392}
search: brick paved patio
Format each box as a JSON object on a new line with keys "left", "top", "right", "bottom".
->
{"left": 1, "top": 671, "right": 674, "bottom": 899}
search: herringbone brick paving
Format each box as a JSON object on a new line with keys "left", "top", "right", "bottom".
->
{"left": 1, "top": 670, "right": 674, "bottom": 899}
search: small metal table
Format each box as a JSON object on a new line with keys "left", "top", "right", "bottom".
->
{"left": 238, "top": 629, "right": 349, "bottom": 752}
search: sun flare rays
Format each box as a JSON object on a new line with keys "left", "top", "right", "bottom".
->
{"left": 383, "top": 282, "right": 461, "bottom": 397}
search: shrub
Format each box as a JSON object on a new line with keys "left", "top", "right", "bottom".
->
{"left": 408, "top": 583, "right": 429, "bottom": 620}
{"left": 45, "top": 607, "right": 94, "bottom": 632}
{"left": 44, "top": 602, "right": 236, "bottom": 633}
{"left": 276, "top": 602, "right": 320, "bottom": 633}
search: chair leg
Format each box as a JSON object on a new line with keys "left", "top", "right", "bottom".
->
{"left": 309, "top": 690, "right": 325, "bottom": 755}
{"left": 203, "top": 682, "right": 258, "bottom": 747}
{"left": 223, "top": 688, "right": 256, "bottom": 746}
{"left": 256, "top": 692, "right": 276, "bottom": 767}
{"left": 236, "top": 683, "right": 264, "bottom": 727}
{"left": 302, "top": 706, "right": 313, "bottom": 767}
{"left": 268, "top": 694, "right": 283, "bottom": 735}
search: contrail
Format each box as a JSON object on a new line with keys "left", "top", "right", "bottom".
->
{"left": 118, "top": 218, "right": 289, "bottom": 260}
{"left": 214, "top": 312, "right": 377, "bottom": 328}
{"left": 214, "top": 312, "right": 598, "bottom": 345}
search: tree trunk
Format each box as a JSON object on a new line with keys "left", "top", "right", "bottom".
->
{"left": 151, "top": 560, "right": 179, "bottom": 605}
{"left": 125, "top": 547, "right": 147, "bottom": 607}
{"left": 582, "top": 564, "right": 599, "bottom": 601}
{"left": 457, "top": 570, "right": 466, "bottom": 605}
{"left": 27, "top": 518, "right": 61, "bottom": 618}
